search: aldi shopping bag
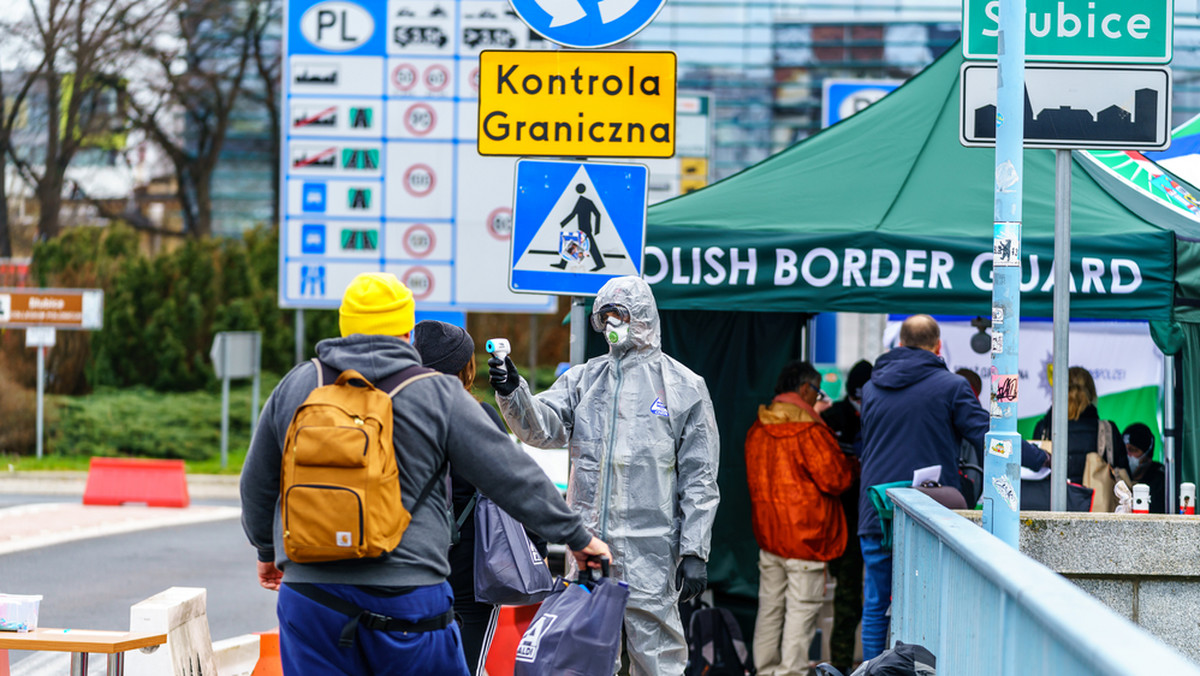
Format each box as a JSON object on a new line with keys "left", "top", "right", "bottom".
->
{"left": 513, "top": 566, "right": 630, "bottom": 676}
{"left": 474, "top": 494, "right": 560, "bottom": 605}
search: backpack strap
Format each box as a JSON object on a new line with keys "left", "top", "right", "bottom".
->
{"left": 451, "top": 492, "right": 480, "bottom": 546}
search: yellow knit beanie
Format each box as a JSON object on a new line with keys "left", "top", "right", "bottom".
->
{"left": 339, "top": 273, "right": 415, "bottom": 337}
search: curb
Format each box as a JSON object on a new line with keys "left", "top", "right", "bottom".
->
{"left": 0, "top": 471, "right": 240, "bottom": 500}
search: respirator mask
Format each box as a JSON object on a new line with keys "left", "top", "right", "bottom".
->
{"left": 604, "top": 317, "right": 629, "bottom": 346}
{"left": 590, "top": 303, "right": 632, "bottom": 347}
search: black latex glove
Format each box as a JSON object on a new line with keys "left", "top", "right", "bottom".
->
{"left": 675, "top": 555, "right": 707, "bottom": 603}
{"left": 488, "top": 355, "right": 520, "bottom": 396}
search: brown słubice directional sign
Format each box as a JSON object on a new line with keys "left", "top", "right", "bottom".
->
{"left": 0, "top": 288, "right": 104, "bottom": 329}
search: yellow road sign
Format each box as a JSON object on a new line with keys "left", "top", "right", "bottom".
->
{"left": 680, "top": 157, "right": 707, "bottom": 177}
{"left": 478, "top": 50, "right": 677, "bottom": 158}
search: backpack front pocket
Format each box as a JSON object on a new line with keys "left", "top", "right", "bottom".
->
{"left": 284, "top": 484, "right": 365, "bottom": 561}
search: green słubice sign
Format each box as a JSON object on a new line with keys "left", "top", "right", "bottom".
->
{"left": 962, "top": 0, "right": 1173, "bottom": 63}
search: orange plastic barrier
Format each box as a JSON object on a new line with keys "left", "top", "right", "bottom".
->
{"left": 250, "top": 629, "right": 281, "bottom": 676}
{"left": 484, "top": 604, "right": 541, "bottom": 676}
{"left": 82, "top": 457, "right": 190, "bottom": 508}
{"left": 1, "top": 648, "right": 9, "bottom": 676}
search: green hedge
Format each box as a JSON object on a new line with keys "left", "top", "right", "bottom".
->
{"left": 30, "top": 225, "right": 337, "bottom": 393}
{"left": 47, "top": 374, "right": 280, "bottom": 466}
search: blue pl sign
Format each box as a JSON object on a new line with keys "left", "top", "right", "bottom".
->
{"left": 510, "top": 159, "right": 648, "bottom": 296}
{"left": 507, "top": 0, "right": 667, "bottom": 48}
{"left": 822, "top": 78, "right": 902, "bottom": 128}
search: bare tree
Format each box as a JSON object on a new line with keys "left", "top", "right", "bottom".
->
{"left": 0, "top": 63, "right": 47, "bottom": 257}
{"left": 245, "top": 0, "right": 281, "bottom": 230}
{"left": 124, "top": 0, "right": 258, "bottom": 238}
{"left": 6, "top": 0, "right": 170, "bottom": 242}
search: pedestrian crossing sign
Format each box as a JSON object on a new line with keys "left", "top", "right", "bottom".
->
{"left": 510, "top": 159, "right": 648, "bottom": 296}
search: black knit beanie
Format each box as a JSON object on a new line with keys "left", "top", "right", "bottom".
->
{"left": 1123, "top": 423, "right": 1155, "bottom": 455}
{"left": 412, "top": 320, "right": 475, "bottom": 375}
{"left": 846, "top": 359, "right": 874, "bottom": 400}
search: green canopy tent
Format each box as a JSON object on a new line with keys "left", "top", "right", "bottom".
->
{"left": 638, "top": 45, "right": 1194, "bottom": 612}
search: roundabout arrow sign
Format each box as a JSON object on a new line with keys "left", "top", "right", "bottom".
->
{"left": 508, "top": 0, "right": 666, "bottom": 48}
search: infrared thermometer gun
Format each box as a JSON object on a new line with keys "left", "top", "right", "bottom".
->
{"left": 486, "top": 338, "right": 511, "bottom": 361}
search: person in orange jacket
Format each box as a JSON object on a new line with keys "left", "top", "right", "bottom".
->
{"left": 745, "top": 360, "right": 857, "bottom": 676}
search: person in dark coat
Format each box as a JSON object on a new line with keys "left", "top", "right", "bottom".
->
{"left": 412, "top": 319, "right": 504, "bottom": 675}
{"left": 821, "top": 359, "right": 871, "bottom": 675}
{"left": 1124, "top": 423, "right": 1167, "bottom": 514}
{"left": 856, "top": 315, "right": 1047, "bottom": 661}
{"left": 1031, "top": 367, "right": 1129, "bottom": 483}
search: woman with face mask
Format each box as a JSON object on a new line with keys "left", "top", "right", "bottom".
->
{"left": 1124, "top": 423, "right": 1167, "bottom": 514}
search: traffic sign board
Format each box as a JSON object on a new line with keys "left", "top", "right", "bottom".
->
{"left": 507, "top": 0, "right": 666, "bottom": 48}
{"left": 960, "top": 63, "right": 1171, "bottom": 150}
{"left": 962, "top": 0, "right": 1173, "bottom": 63}
{"left": 510, "top": 160, "right": 648, "bottom": 296}
{"left": 280, "top": 0, "right": 556, "bottom": 313}
{"left": 0, "top": 288, "right": 104, "bottom": 330}
{"left": 478, "top": 50, "right": 676, "bottom": 158}
{"left": 822, "top": 79, "right": 902, "bottom": 128}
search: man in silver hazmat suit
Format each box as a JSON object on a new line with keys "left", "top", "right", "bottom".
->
{"left": 488, "top": 275, "right": 720, "bottom": 676}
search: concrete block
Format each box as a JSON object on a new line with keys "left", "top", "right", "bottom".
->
{"left": 126, "top": 587, "right": 217, "bottom": 676}
{"left": 213, "top": 634, "right": 260, "bottom": 676}
{"left": 1137, "top": 581, "right": 1200, "bottom": 662}
{"left": 1065, "top": 577, "right": 1134, "bottom": 621}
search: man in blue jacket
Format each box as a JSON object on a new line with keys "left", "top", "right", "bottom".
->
{"left": 857, "top": 315, "right": 1047, "bottom": 660}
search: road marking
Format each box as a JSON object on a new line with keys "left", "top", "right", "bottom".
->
{"left": 0, "top": 503, "right": 241, "bottom": 556}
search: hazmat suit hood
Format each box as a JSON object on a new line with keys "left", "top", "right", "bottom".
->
{"left": 594, "top": 275, "right": 660, "bottom": 357}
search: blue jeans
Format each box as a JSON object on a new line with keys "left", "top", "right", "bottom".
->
{"left": 278, "top": 581, "right": 469, "bottom": 676}
{"left": 859, "top": 534, "right": 892, "bottom": 661}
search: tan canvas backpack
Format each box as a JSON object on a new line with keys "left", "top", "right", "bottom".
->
{"left": 281, "top": 359, "right": 438, "bottom": 563}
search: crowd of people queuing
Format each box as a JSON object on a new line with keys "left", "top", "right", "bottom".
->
{"left": 240, "top": 274, "right": 1160, "bottom": 675}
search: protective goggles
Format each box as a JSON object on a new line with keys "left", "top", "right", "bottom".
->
{"left": 589, "top": 304, "right": 631, "bottom": 332}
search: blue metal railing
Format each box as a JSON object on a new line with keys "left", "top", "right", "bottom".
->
{"left": 888, "top": 488, "right": 1200, "bottom": 675}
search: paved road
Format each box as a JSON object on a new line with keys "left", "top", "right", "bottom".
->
{"left": 0, "top": 474, "right": 278, "bottom": 675}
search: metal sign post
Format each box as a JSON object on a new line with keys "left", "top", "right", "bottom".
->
{"left": 981, "top": 0, "right": 1027, "bottom": 547}
{"left": 1050, "top": 150, "right": 1071, "bottom": 511}
{"left": 570, "top": 298, "right": 587, "bottom": 366}
{"left": 25, "top": 328, "right": 56, "bottom": 460}
{"left": 211, "top": 331, "right": 263, "bottom": 470}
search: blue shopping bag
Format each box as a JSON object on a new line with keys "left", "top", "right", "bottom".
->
{"left": 513, "top": 561, "right": 629, "bottom": 676}
{"left": 474, "top": 494, "right": 561, "bottom": 606}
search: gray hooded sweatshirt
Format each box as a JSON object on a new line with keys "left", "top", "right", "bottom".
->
{"left": 240, "top": 334, "right": 592, "bottom": 587}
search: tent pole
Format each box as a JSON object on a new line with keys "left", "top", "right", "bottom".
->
{"left": 981, "top": 0, "right": 1027, "bottom": 548}
{"left": 1050, "top": 150, "right": 1071, "bottom": 512}
{"left": 1165, "top": 354, "right": 1176, "bottom": 512}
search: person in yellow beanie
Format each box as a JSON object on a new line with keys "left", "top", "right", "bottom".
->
{"left": 338, "top": 272, "right": 416, "bottom": 337}
{"left": 241, "top": 272, "right": 612, "bottom": 676}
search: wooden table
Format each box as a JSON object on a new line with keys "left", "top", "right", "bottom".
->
{"left": 0, "top": 628, "right": 167, "bottom": 676}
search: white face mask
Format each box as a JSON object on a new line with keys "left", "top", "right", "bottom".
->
{"left": 1128, "top": 454, "right": 1142, "bottom": 475}
{"left": 605, "top": 317, "right": 629, "bottom": 346}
